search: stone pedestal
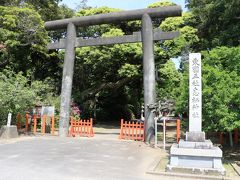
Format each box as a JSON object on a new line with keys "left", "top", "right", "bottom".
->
{"left": 167, "top": 139, "right": 225, "bottom": 174}
{"left": 186, "top": 131, "right": 205, "bottom": 142}
{"left": 0, "top": 125, "right": 18, "bottom": 139}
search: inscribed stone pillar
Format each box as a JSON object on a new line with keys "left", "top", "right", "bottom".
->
{"left": 189, "top": 53, "right": 202, "bottom": 132}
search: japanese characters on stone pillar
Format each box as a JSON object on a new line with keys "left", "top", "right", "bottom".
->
{"left": 189, "top": 53, "right": 202, "bottom": 132}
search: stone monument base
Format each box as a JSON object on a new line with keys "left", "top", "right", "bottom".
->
{"left": 0, "top": 125, "right": 18, "bottom": 139}
{"left": 186, "top": 131, "right": 205, "bottom": 142}
{"left": 167, "top": 140, "right": 225, "bottom": 175}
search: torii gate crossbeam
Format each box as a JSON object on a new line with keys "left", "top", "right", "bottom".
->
{"left": 45, "top": 6, "right": 182, "bottom": 142}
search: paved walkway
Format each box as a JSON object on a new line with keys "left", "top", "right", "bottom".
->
{"left": 0, "top": 135, "right": 178, "bottom": 180}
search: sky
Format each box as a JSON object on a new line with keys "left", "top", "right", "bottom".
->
{"left": 61, "top": 0, "right": 187, "bottom": 11}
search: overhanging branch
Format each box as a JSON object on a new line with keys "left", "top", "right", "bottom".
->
{"left": 80, "top": 77, "right": 135, "bottom": 101}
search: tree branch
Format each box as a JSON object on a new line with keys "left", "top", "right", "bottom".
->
{"left": 80, "top": 77, "right": 135, "bottom": 101}
{"left": 0, "top": 59, "right": 9, "bottom": 68}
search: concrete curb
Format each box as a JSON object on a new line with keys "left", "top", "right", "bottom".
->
{"left": 147, "top": 156, "right": 161, "bottom": 172}
{"left": 231, "top": 163, "right": 240, "bottom": 176}
{"left": 146, "top": 158, "right": 233, "bottom": 180}
{"left": 146, "top": 170, "right": 231, "bottom": 180}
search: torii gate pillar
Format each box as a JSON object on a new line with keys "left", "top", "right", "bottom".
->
{"left": 59, "top": 23, "right": 76, "bottom": 137}
{"left": 142, "top": 14, "right": 156, "bottom": 142}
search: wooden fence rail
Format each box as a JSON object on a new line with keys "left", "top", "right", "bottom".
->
{"left": 69, "top": 117, "right": 94, "bottom": 137}
{"left": 119, "top": 119, "right": 144, "bottom": 141}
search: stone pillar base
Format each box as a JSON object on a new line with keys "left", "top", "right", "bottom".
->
{"left": 186, "top": 131, "right": 205, "bottom": 142}
{"left": 167, "top": 141, "right": 225, "bottom": 175}
{"left": 0, "top": 125, "right": 18, "bottom": 139}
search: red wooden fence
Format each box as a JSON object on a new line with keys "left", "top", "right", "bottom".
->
{"left": 32, "top": 115, "right": 55, "bottom": 135}
{"left": 176, "top": 119, "right": 181, "bottom": 143}
{"left": 69, "top": 117, "right": 94, "bottom": 137}
{"left": 119, "top": 119, "right": 144, "bottom": 141}
{"left": 17, "top": 113, "right": 21, "bottom": 130}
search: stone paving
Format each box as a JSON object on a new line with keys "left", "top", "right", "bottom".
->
{"left": 0, "top": 134, "right": 183, "bottom": 180}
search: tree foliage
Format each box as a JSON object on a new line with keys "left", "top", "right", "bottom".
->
{"left": 157, "top": 60, "right": 181, "bottom": 100}
{"left": 0, "top": 0, "right": 69, "bottom": 21}
{"left": 176, "top": 46, "right": 240, "bottom": 132}
{"left": 0, "top": 69, "right": 59, "bottom": 126}
{"left": 0, "top": 5, "right": 47, "bottom": 72}
{"left": 72, "top": 4, "right": 186, "bottom": 121}
{"left": 0, "top": 5, "right": 64, "bottom": 91}
{"left": 186, "top": 0, "right": 240, "bottom": 48}
{"left": 72, "top": 7, "right": 143, "bottom": 120}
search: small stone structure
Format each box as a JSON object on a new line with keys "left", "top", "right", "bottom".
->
{"left": 167, "top": 53, "right": 225, "bottom": 174}
{"left": 0, "top": 113, "right": 18, "bottom": 139}
{"left": 0, "top": 125, "right": 18, "bottom": 139}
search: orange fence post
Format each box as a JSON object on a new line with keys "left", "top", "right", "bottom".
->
{"left": 25, "top": 113, "right": 29, "bottom": 133}
{"left": 141, "top": 122, "right": 144, "bottom": 141}
{"left": 234, "top": 128, "right": 238, "bottom": 145}
{"left": 17, "top": 113, "right": 21, "bottom": 130}
{"left": 136, "top": 121, "right": 139, "bottom": 140}
{"left": 83, "top": 119, "right": 86, "bottom": 136}
{"left": 87, "top": 120, "right": 89, "bottom": 137}
{"left": 42, "top": 115, "right": 46, "bottom": 134}
{"left": 176, "top": 119, "right": 181, "bottom": 143}
{"left": 80, "top": 119, "right": 82, "bottom": 136}
{"left": 128, "top": 121, "right": 130, "bottom": 140}
{"left": 219, "top": 132, "right": 224, "bottom": 145}
{"left": 51, "top": 116, "right": 55, "bottom": 135}
{"left": 86, "top": 120, "right": 89, "bottom": 137}
{"left": 33, "top": 114, "right": 37, "bottom": 133}
{"left": 90, "top": 118, "right": 94, "bottom": 137}
{"left": 86, "top": 120, "right": 88, "bottom": 137}
{"left": 131, "top": 121, "right": 134, "bottom": 140}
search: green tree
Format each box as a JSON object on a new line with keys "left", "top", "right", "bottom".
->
{"left": 70, "top": 3, "right": 193, "bottom": 121}
{"left": 186, "top": 0, "right": 240, "bottom": 48}
{"left": 176, "top": 46, "right": 240, "bottom": 132}
{"left": 0, "top": 0, "right": 67, "bottom": 21}
{"left": 0, "top": 70, "right": 59, "bottom": 127}
{"left": 157, "top": 60, "right": 182, "bottom": 100}
{"left": 0, "top": 5, "right": 48, "bottom": 68}
{"left": 0, "top": 5, "right": 64, "bottom": 91}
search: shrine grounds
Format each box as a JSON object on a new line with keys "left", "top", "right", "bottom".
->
{"left": 0, "top": 134, "right": 178, "bottom": 180}
{"left": 0, "top": 125, "right": 239, "bottom": 180}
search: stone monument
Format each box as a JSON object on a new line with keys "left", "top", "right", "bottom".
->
{"left": 0, "top": 113, "right": 18, "bottom": 139}
{"left": 168, "top": 53, "right": 225, "bottom": 174}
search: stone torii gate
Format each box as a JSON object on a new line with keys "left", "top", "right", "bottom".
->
{"left": 44, "top": 6, "right": 182, "bottom": 142}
